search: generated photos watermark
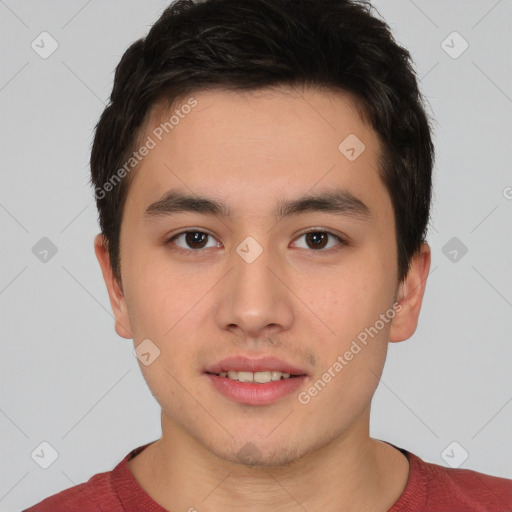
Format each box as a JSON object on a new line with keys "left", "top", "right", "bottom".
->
{"left": 95, "top": 97, "right": 198, "bottom": 200}
{"left": 298, "top": 301, "right": 403, "bottom": 405}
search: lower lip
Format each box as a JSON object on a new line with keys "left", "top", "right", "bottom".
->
{"left": 206, "top": 374, "right": 307, "bottom": 405}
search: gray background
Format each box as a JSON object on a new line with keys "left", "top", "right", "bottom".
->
{"left": 1, "top": 0, "right": 511, "bottom": 510}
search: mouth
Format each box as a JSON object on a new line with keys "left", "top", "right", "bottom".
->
{"left": 205, "top": 370, "right": 303, "bottom": 383}
{"left": 204, "top": 355, "right": 309, "bottom": 405}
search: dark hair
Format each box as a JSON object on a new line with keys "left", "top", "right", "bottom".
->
{"left": 90, "top": 0, "right": 435, "bottom": 286}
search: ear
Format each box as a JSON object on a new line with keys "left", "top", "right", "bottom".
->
{"left": 389, "top": 242, "right": 431, "bottom": 343}
{"left": 94, "top": 233, "right": 133, "bottom": 339}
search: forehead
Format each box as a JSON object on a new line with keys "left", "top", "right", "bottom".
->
{"left": 126, "top": 86, "right": 391, "bottom": 224}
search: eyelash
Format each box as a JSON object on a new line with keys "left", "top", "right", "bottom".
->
{"left": 165, "top": 229, "right": 348, "bottom": 255}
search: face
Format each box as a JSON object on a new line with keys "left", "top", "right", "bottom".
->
{"left": 95, "top": 86, "right": 430, "bottom": 466}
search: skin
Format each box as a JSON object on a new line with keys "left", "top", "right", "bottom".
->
{"left": 95, "top": 85, "right": 431, "bottom": 511}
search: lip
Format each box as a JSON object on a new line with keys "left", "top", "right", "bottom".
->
{"left": 204, "top": 355, "right": 309, "bottom": 406}
{"left": 206, "top": 373, "right": 308, "bottom": 405}
{"left": 204, "top": 355, "right": 309, "bottom": 376}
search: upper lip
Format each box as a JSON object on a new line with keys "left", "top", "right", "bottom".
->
{"left": 205, "top": 355, "right": 309, "bottom": 376}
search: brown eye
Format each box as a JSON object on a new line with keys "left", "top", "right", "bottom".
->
{"left": 168, "top": 231, "right": 219, "bottom": 251}
{"left": 305, "top": 232, "right": 329, "bottom": 250}
{"left": 292, "top": 230, "right": 346, "bottom": 252}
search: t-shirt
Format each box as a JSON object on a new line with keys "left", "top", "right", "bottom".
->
{"left": 23, "top": 441, "right": 512, "bottom": 511}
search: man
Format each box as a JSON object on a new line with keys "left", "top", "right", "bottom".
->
{"left": 25, "top": 0, "right": 512, "bottom": 510}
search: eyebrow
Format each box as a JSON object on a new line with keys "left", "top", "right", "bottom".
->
{"left": 144, "top": 188, "right": 372, "bottom": 222}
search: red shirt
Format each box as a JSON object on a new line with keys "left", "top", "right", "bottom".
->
{"left": 23, "top": 441, "right": 512, "bottom": 511}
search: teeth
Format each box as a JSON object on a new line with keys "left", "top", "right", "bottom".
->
{"left": 217, "top": 370, "right": 294, "bottom": 382}
{"left": 254, "top": 371, "right": 271, "bottom": 383}
{"left": 238, "top": 371, "right": 253, "bottom": 383}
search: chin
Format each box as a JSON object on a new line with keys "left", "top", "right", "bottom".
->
{"left": 208, "top": 438, "right": 311, "bottom": 468}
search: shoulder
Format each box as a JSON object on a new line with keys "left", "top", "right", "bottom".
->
{"left": 22, "top": 443, "right": 154, "bottom": 512}
{"left": 22, "top": 460, "right": 127, "bottom": 512}
{"left": 23, "top": 472, "right": 111, "bottom": 512}
{"left": 22, "top": 470, "right": 119, "bottom": 512}
{"left": 411, "top": 451, "right": 512, "bottom": 510}
{"left": 22, "top": 442, "right": 155, "bottom": 512}
{"left": 23, "top": 471, "right": 115, "bottom": 512}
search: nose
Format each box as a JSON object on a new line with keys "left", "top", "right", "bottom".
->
{"left": 214, "top": 239, "right": 294, "bottom": 341}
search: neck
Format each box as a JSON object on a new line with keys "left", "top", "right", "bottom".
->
{"left": 129, "top": 410, "right": 410, "bottom": 512}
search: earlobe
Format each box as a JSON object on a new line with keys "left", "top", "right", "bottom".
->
{"left": 94, "top": 233, "right": 133, "bottom": 339}
{"left": 388, "top": 242, "right": 431, "bottom": 343}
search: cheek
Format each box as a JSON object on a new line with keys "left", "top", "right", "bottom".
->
{"left": 124, "top": 275, "right": 171, "bottom": 340}
{"left": 307, "top": 251, "right": 394, "bottom": 388}
{"left": 122, "top": 257, "right": 208, "bottom": 374}
{"left": 311, "top": 261, "right": 390, "bottom": 341}
{"left": 307, "top": 319, "right": 389, "bottom": 422}
{"left": 122, "top": 248, "right": 195, "bottom": 337}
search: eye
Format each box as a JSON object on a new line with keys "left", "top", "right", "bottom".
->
{"left": 291, "top": 229, "right": 347, "bottom": 252}
{"left": 166, "top": 229, "right": 347, "bottom": 254}
{"left": 167, "top": 230, "right": 220, "bottom": 252}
